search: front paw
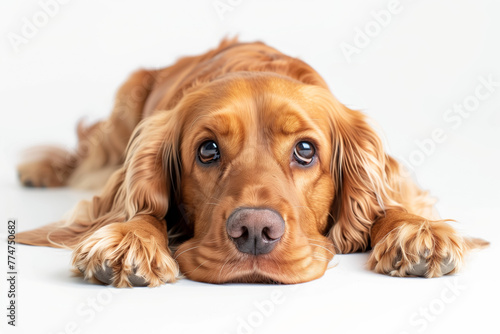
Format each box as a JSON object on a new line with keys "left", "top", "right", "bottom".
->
{"left": 72, "top": 223, "right": 179, "bottom": 287}
{"left": 368, "top": 220, "right": 466, "bottom": 278}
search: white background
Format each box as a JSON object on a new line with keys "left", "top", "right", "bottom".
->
{"left": 1, "top": 0, "right": 499, "bottom": 333}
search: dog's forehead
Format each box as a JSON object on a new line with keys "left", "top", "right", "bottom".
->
{"left": 185, "top": 74, "right": 330, "bottom": 138}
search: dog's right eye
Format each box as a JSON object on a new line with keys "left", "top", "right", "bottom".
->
{"left": 198, "top": 140, "right": 220, "bottom": 164}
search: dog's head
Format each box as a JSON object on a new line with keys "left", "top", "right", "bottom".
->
{"left": 122, "top": 72, "right": 394, "bottom": 283}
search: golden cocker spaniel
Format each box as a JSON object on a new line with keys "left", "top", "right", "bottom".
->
{"left": 17, "top": 39, "right": 488, "bottom": 287}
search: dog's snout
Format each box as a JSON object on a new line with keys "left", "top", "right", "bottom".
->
{"left": 226, "top": 208, "right": 285, "bottom": 255}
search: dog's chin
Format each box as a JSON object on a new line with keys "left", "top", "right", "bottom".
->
{"left": 205, "top": 266, "right": 289, "bottom": 285}
{"left": 178, "top": 256, "right": 285, "bottom": 284}
{"left": 214, "top": 261, "right": 326, "bottom": 285}
{"left": 220, "top": 258, "right": 290, "bottom": 284}
{"left": 224, "top": 272, "right": 283, "bottom": 284}
{"left": 179, "top": 253, "right": 329, "bottom": 285}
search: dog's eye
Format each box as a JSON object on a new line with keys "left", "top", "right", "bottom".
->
{"left": 294, "top": 141, "right": 315, "bottom": 165}
{"left": 198, "top": 140, "right": 220, "bottom": 164}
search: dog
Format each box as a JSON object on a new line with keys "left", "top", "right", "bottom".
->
{"left": 16, "top": 38, "right": 488, "bottom": 287}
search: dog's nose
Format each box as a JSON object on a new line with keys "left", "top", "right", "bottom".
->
{"left": 226, "top": 208, "right": 285, "bottom": 255}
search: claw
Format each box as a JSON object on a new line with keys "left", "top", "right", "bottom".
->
{"left": 93, "top": 261, "right": 149, "bottom": 287}
{"left": 404, "top": 256, "right": 454, "bottom": 277}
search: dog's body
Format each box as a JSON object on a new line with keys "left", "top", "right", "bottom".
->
{"left": 17, "top": 39, "right": 488, "bottom": 286}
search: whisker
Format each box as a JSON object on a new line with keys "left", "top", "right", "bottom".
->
{"left": 309, "top": 242, "right": 336, "bottom": 258}
{"left": 218, "top": 258, "right": 231, "bottom": 282}
{"left": 226, "top": 261, "right": 240, "bottom": 279}
{"left": 186, "top": 259, "right": 210, "bottom": 275}
{"left": 326, "top": 262, "right": 339, "bottom": 270}
{"left": 307, "top": 238, "right": 333, "bottom": 245}
{"left": 174, "top": 246, "right": 199, "bottom": 260}
{"left": 198, "top": 240, "right": 219, "bottom": 244}
{"left": 312, "top": 253, "right": 330, "bottom": 262}
{"left": 312, "top": 252, "right": 329, "bottom": 259}
{"left": 206, "top": 196, "right": 222, "bottom": 203}
{"left": 268, "top": 256, "right": 283, "bottom": 274}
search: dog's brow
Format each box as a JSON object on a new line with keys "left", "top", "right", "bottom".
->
{"left": 276, "top": 112, "right": 311, "bottom": 135}
{"left": 191, "top": 111, "right": 243, "bottom": 137}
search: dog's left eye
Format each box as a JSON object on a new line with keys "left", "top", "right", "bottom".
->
{"left": 294, "top": 141, "right": 315, "bottom": 165}
{"left": 198, "top": 140, "right": 220, "bottom": 164}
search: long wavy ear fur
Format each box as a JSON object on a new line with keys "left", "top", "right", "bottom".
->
{"left": 324, "top": 98, "right": 401, "bottom": 253}
{"left": 16, "top": 111, "right": 181, "bottom": 249}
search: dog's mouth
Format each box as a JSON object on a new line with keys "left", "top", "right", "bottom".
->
{"left": 174, "top": 237, "right": 334, "bottom": 284}
{"left": 222, "top": 264, "right": 285, "bottom": 284}
{"left": 215, "top": 254, "right": 288, "bottom": 284}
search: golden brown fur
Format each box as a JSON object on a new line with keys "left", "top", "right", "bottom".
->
{"left": 16, "top": 39, "right": 488, "bottom": 287}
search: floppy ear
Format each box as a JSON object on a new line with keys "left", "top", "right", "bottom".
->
{"left": 16, "top": 111, "right": 181, "bottom": 249}
{"left": 326, "top": 101, "right": 401, "bottom": 253}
